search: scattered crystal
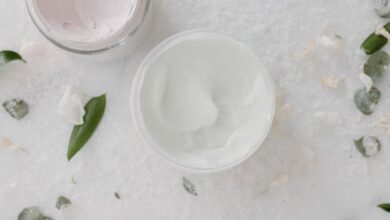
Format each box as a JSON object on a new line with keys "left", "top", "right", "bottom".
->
{"left": 19, "top": 41, "right": 47, "bottom": 61}
{"left": 317, "top": 35, "right": 342, "bottom": 49}
{"left": 0, "top": 137, "right": 18, "bottom": 150}
{"left": 379, "top": 116, "right": 390, "bottom": 137}
{"left": 58, "top": 85, "right": 90, "bottom": 125}
{"left": 294, "top": 41, "right": 316, "bottom": 60}
{"left": 321, "top": 75, "right": 342, "bottom": 89}
{"left": 359, "top": 73, "right": 374, "bottom": 91}
{"left": 313, "top": 111, "right": 342, "bottom": 126}
{"left": 269, "top": 173, "right": 290, "bottom": 188}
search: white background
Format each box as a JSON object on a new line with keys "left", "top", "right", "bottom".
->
{"left": 1, "top": 0, "right": 390, "bottom": 219}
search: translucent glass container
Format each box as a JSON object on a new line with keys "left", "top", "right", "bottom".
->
{"left": 131, "top": 30, "right": 275, "bottom": 173}
{"left": 26, "top": 0, "right": 152, "bottom": 60}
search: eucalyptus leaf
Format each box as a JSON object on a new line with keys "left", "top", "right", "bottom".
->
{"left": 378, "top": 203, "right": 390, "bottom": 212}
{"left": 374, "top": 0, "right": 390, "bottom": 18}
{"left": 363, "top": 50, "right": 390, "bottom": 82}
{"left": 0, "top": 50, "right": 25, "bottom": 67}
{"left": 56, "top": 195, "right": 71, "bottom": 210}
{"left": 183, "top": 177, "right": 198, "bottom": 196}
{"left": 354, "top": 87, "right": 381, "bottom": 115}
{"left": 67, "top": 94, "right": 106, "bottom": 161}
{"left": 354, "top": 136, "right": 381, "bottom": 157}
{"left": 3, "top": 99, "right": 28, "bottom": 120}
{"left": 18, "top": 207, "right": 52, "bottom": 220}
{"left": 361, "top": 22, "right": 390, "bottom": 54}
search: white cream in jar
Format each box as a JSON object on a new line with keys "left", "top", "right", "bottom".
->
{"left": 27, "top": 0, "right": 151, "bottom": 54}
{"left": 132, "top": 31, "right": 275, "bottom": 172}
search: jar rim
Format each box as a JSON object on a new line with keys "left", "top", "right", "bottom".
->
{"left": 131, "top": 30, "right": 276, "bottom": 173}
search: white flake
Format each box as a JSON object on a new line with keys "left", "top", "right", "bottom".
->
{"left": 379, "top": 116, "right": 390, "bottom": 137}
{"left": 358, "top": 73, "right": 374, "bottom": 92}
{"left": 20, "top": 41, "right": 48, "bottom": 60}
{"left": 375, "top": 25, "right": 390, "bottom": 40}
{"left": 294, "top": 41, "right": 316, "bottom": 60}
{"left": 58, "top": 85, "right": 90, "bottom": 125}
{"left": 269, "top": 173, "right": 290, "bottom": 188}
{"left": 320, "top": 75, "right": 342, "bottom": 89}
{"left": 313, "top": 111, "right": 342, "bottom": 127}
{"left": 0, "top": 137, "right": 18, "bottom": 150}
{"left": 317, "top": 35, "right": 342, "bottom": 49}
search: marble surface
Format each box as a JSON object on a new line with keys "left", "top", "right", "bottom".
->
{"left": 1, "top": 0, "right": 390, "bottom": 219}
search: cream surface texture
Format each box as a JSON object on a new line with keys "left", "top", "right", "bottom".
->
{"left": 139, "top": 32, "right": 274, "bottom": 169}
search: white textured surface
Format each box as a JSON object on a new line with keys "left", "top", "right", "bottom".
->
{"left": 1, "top": 0, "right": 390, "bottom": 219}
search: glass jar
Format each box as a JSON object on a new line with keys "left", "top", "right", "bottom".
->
{"left": 131, "top": 30, "right": 275, "bottom": 173}
{"left": 26, "top": 0, "right": 152, "bottom": 60}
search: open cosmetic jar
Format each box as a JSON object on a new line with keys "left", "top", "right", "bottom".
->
{"left": 26, "top": 0, "right": 151, "bottom": 58}
{"left": 132, "top": 30, "right": 275, "bottom": 173}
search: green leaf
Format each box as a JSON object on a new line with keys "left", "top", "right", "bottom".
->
{"left": 354, "top": 87, "right": 381, "bottom": 115}
{"left": 18, "top": 207, "right": 52, "bottom": 220}
{"left": 364, "top": 50, "right": 390, "bottom": 82}
{"left": 67, "top": 94, "right": 106, "bottom": 161}
{"left": 56, "top": 195, "right": 71, "bottom": 210}
{"left": 0, "top": 50, "right": 25, "bottom": 67}
{"left": 361, "top": 23, "right": 390, "bottom": 54}
{"left": 354, "top": 136, "right": 381, "bottom": 157}
{"left": 183, "top": 177, "right": 198, "bottom": 196}
{"left": 378, "top": 203, "right": 390, "bottom": 212}
{"left": 3, "top": 99, "right": 29, "bottom": 120}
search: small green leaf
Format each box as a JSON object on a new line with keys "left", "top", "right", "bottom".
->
{"left": 378, "top": 203, "right": 390, "bottom": 212}
{"left": 0, "top": 50, "right": 25, "bottom": 67}
{"left": 354, "top": 87, "right": 381, "bottom": 115}
{"left": 354, "top": 136, "right": 381, "bottom": 157}
{"left": 18, "top": 207, "right": 52, "bottom": 220}
{"left": 363, "top": 50, "right": 390, "bottom": 82}
{"left": 375, "top": 0, "right": 390, "bottom": 18}
{"left": 183, "top": 177, "right": 198, "bottom": 196}
{"left": 114, "top": 192, "right": 121, "bottom": 200}
{"left": 361, "top": 22, "right": 390, "bottom": 54}
{"left": 67, "top": 94, "right": 106, "bottom": 161}
{"left": 3, "top": 99, "right": 29, "bottom": 120}
{"left": 56, "top": 195, "right": 71, "bottom": 210}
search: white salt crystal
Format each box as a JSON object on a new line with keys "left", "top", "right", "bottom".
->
{"left": 379, "top": 116, "right": 390, "bottom": 137}
{"left": 58, "top": 85, "right": 90, "bottom": 125}
{"left": 320, "top": 75, "right": 342, "bottom": 89}
{"left": 317, "top": 35, "right": 342, "bottom": 49}
{"left": 269, "top": 173, "right": 290, "bottom": 188}
{"left": 0, "top": 137, "right": 18, "bottom": 150}
{"left": 274, "top": 103, "right": 293, "bottom": 124}
{"left": 359, "top": 73, "right": 373, "bottom": 92}
{"left": 294, "top": 41, "right": 316, "bottom": 60}
{"left": 313, "top": 111, "right": 342, "bottom": 127}
{"left": 19, "top": 41, "right": 48, "bottom": 60}
{"left": 375, "top": 25, "right": 390, "bottom": 40}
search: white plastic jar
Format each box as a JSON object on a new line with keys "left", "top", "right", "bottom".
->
{"left": 132, "top": 30, "right": 275, "bottom": 173}
{"left": 26, "top": 0, "right": 152, "bottom": 60}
